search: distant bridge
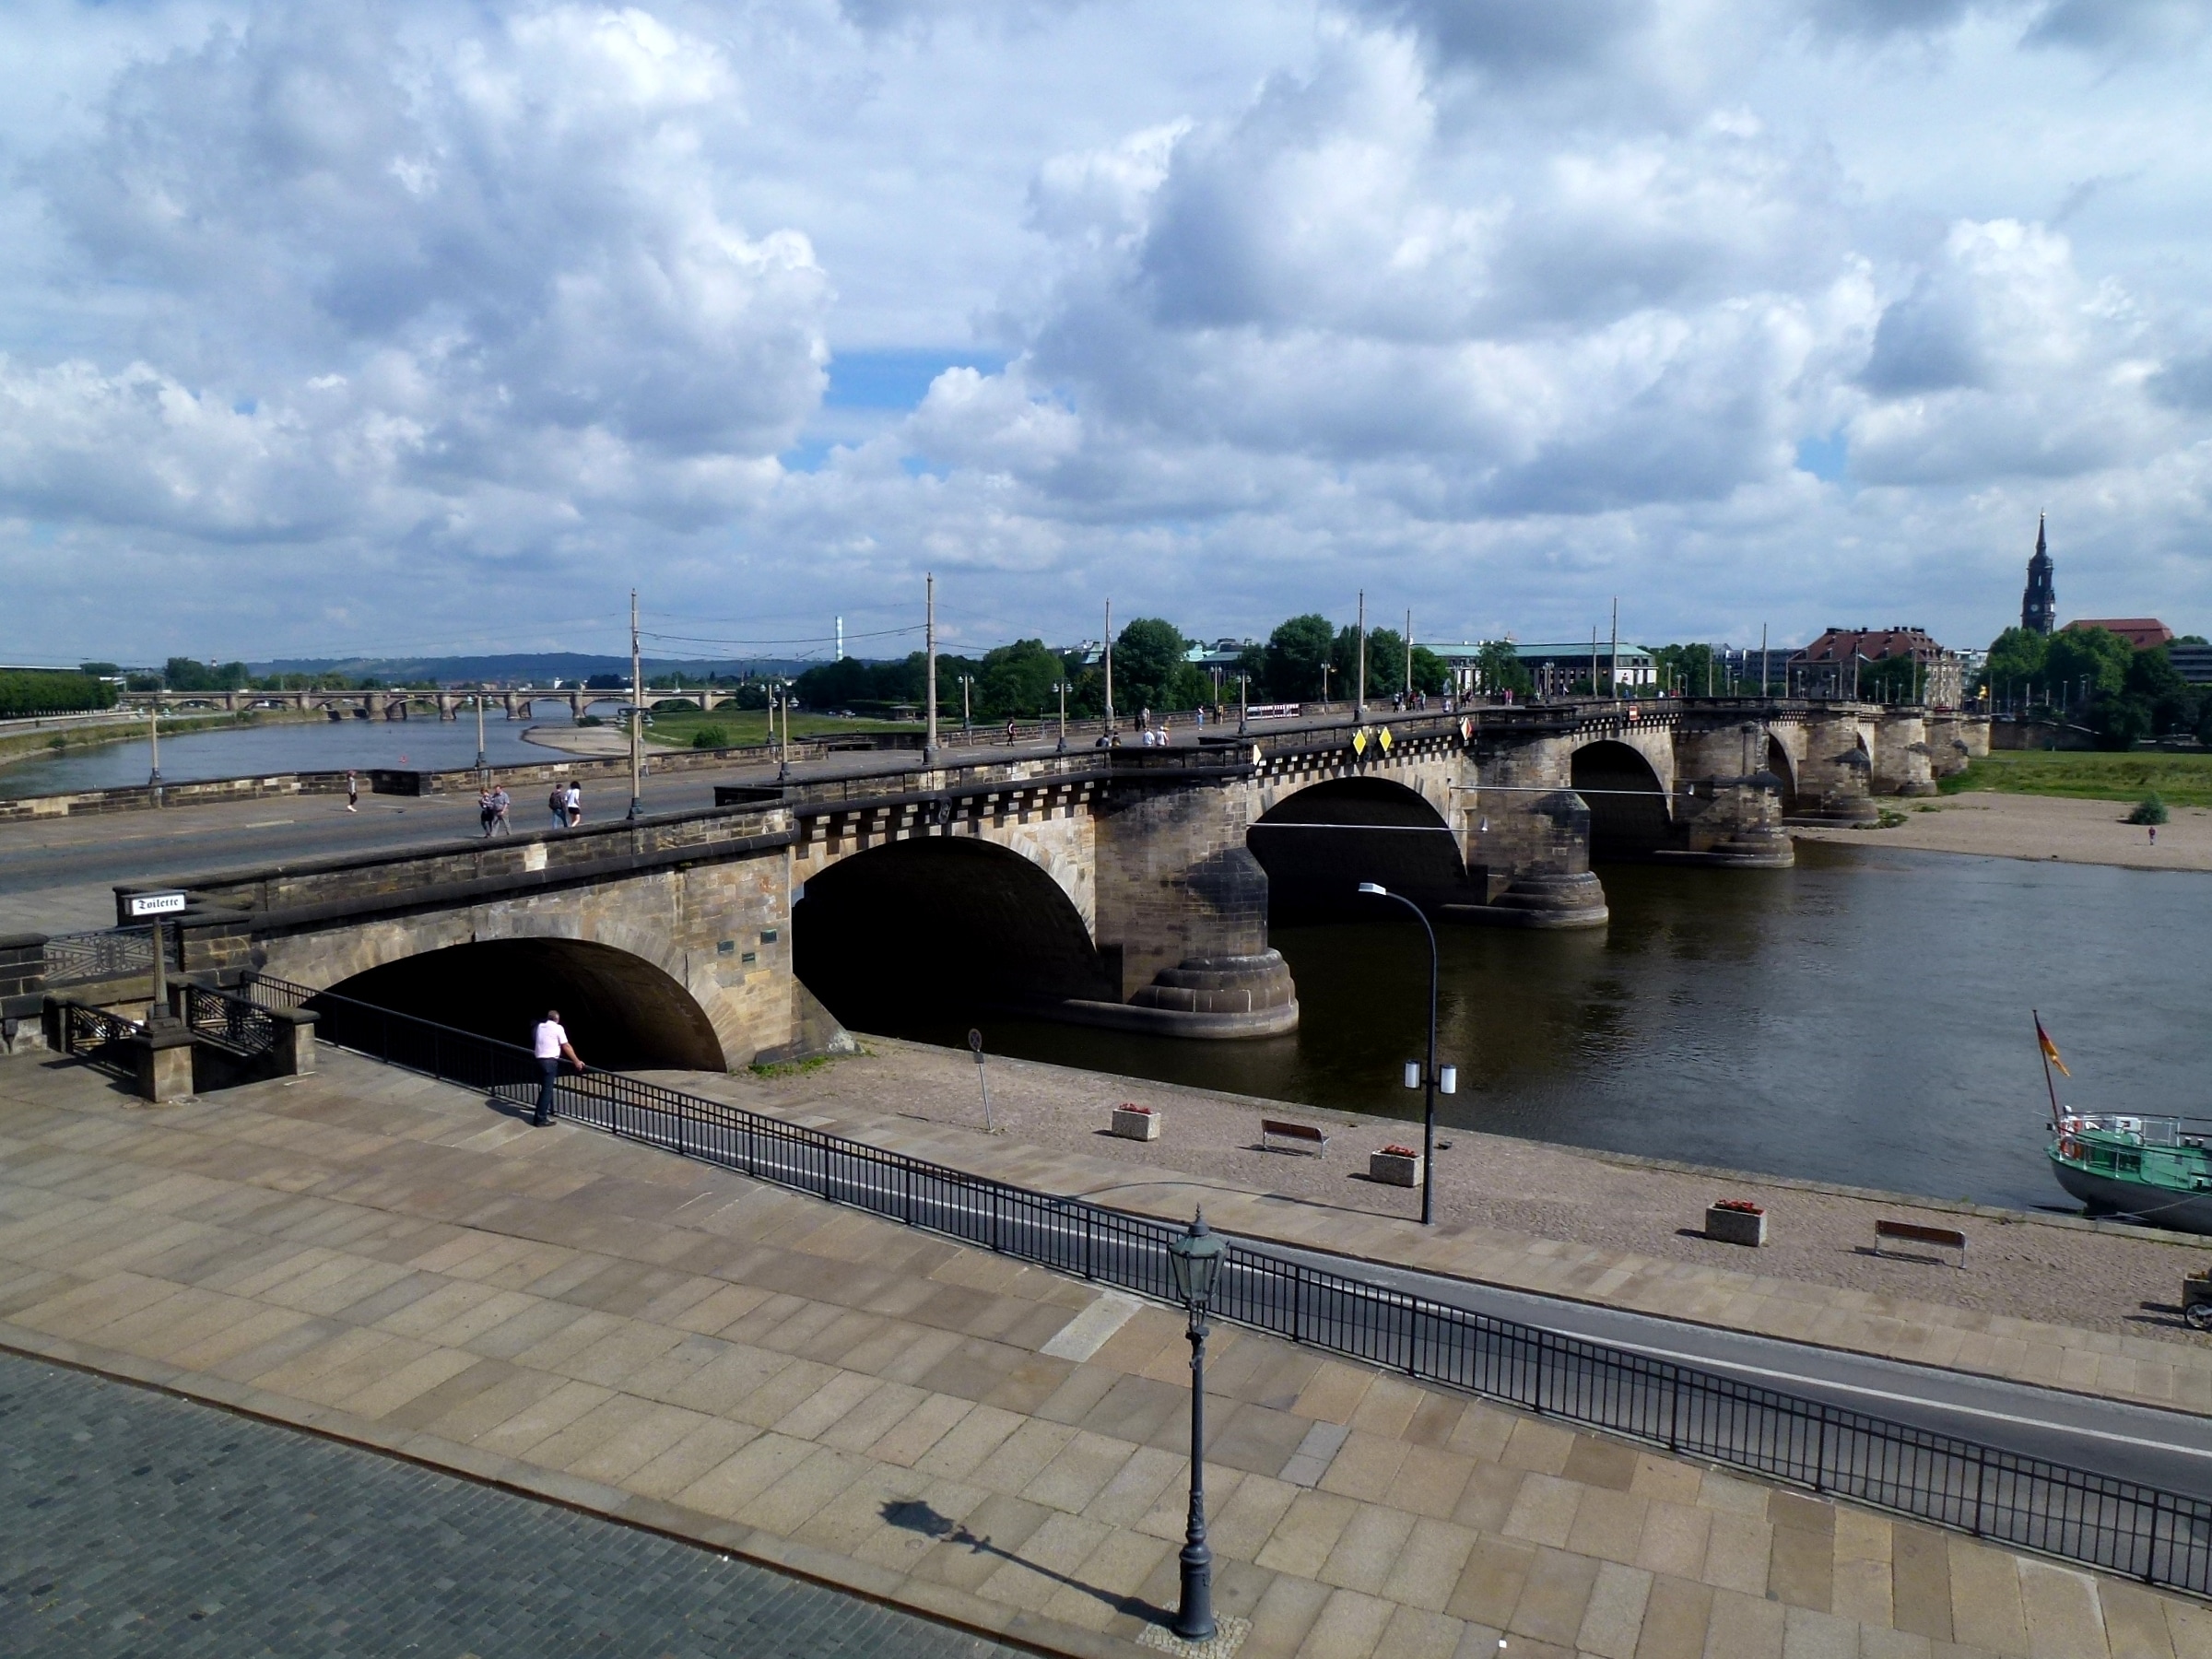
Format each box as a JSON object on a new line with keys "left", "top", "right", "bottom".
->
{"left": 117, "top": 686, "right": 744, "bottom": 722}
{"left": 57, "top": 698, "right": 1983, "bottom": 1071}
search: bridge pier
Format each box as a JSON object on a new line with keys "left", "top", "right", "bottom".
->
{"left": 1454, "top": 788, "right": 1610, "bottom": 927}
{"left": 1666, "top": 723, "right": 1794, "bottom": 867}
{"left": 1085, "top": 774, "right": 1299, "bottom": 1037}
{"left": 1873, "top": 712, "right": 1937, "bottom": 796}
{"left": 1792, "top": 711, "right": 1881, "bottom": 825}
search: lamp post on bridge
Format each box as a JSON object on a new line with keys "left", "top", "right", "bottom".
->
{"left": 1052, "top": 681, "right": 1070, "bottom": 753}
{"left": 1236, "top": 672, "right": 1250, "bottom": 737}
{"left": 959, "top": 674, "right": 975, "bottom": 738}
{"left": 474, "top": 684, "right": 488, "bottom": 778}
{"left": 1356, "top": 882, "right": 1457, "bottom": 1226}
{"left": 627, "top": 588, "right": 644, "bottom": 821}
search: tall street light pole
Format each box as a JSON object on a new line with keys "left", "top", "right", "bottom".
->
{"left": 627, "top": 588, "right": 644, "bottom": 820}
{"left": 147, "top": 703, "right": 162, "bottom": 799}
{"left": 959, "top": 674, "right": 974, "bottom": 736}
{"left": 1237, "top": 672, "right": 1249, "bottom": 737}
{"left": 1166, "top": 1212, "right": 1226, "bottom": 1643}
{"left": 1102, "top": 599, "right": 1115, "bottom": 742}
{"left": 1354, "top": 590, "right": 1368, "bottom": 723}
{"left": 1053, "top": 680, "right": 1068, "bottom": 753}
{"left": 1357, "top": 882, "right": 1457, "bottom": 1226}
{"left": 923, "top": 573, "right": 941, "bottom": 764}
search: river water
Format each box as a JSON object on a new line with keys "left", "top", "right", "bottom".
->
{"left": 0, "top": 703, "right": 599, "bottom": 797}
{"left": 901, "top": 845, "right": 2211, "bottom": 1213}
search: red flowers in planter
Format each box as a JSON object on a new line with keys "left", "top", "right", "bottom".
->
{"left": 1712, "top": 1198, "right": 1764, "bottom": 1215}
{"left": 1379, "top": 1144, "right": 1420, "bottom": 1159}
{"left": 1118, "top": 1103, "right": 1151, "bottom": 1115}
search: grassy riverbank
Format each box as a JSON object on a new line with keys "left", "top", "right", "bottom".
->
{"left": 641, "top": 708, "right": 910, "bottom": 748}
{"left": 1940, "top": 749, "right": 2212, "bottom": 806}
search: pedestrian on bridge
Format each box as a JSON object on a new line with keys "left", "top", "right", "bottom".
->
{"left": 477, "top": 787, "right": 495, "bottom": 837}
{"left": 346, "top": 771, "right": 359, "bottom": 813}
{"left": 532, "top": 1010, "right": 582, "bottom": 1126}
{"left": 488, "top": 785, "right": 512, "bottom": 836}
{"left": 565, "top": 781, "right": 582, "bottom": 827}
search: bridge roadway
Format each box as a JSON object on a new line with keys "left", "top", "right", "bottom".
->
{"left": 0, "top": 725, "right": 1104, "bottom": 935}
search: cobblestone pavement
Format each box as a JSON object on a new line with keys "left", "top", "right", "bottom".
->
{"left": 0, "top": 1349, "right": 1018, "bottom": 1658}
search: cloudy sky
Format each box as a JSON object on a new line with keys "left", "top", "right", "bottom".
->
{"left": 4, "top": 0, "right": 2208, "bottom": 665}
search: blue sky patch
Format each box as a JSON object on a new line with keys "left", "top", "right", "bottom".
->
{"left": 1794, "top": 432, "right": 1847, "bottom": 482}
{"left": 826, "top": 348, "right": 1008, "bottom": 409}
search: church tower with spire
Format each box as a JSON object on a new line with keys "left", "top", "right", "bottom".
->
{"left": 2021, "top": 514, "right": 2056, "bottom": 635}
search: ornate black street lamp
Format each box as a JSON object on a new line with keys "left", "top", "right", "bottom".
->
{"left": 1357, "top": 882, "right": 1457, "bottom": 1225}
{"left": 1166, "top": 1210, "right": 1227, "bottom": 1642}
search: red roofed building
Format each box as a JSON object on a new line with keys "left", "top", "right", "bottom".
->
{"left": 2065, "top": 618, "right": 2172, "bottom": 651}
{"left": 1787, "top": 626, "right": 1963, "bottom": 705}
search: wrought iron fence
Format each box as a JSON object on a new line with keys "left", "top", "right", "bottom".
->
{"left": 43, "top": 926, "right": 174, "bottom": 987}
{"left": 181, "top": 982, "right": 276, "bottom": 1056}
{"left": 60, "top": 1002, "right": 144, "bottom": 1065}
{"left": 246, "top": 971, "right": 2212, "bottom": 1596}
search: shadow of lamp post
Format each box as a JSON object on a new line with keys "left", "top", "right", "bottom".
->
{"left": 1356, "top": 882, "right": 1456, "bottom": 1226}
{"left": 1167, "top": 1209, "right": 1227, "bottom": 1642}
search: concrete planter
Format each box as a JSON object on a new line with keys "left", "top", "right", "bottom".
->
{"left": 1369, "top": 1150, "right": 1425, "bottom": 1187}
{"left": 1705, "top": 1204, "right": 1767, "bottom": 1247}
{"left": 1111, "top": 1107, "right": 1161, "bottom": 1142}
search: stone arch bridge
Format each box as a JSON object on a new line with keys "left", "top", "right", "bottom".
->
{"left": 122, "top": 686, "right": 736, "bottom": 722}
{"left": 120, "top": 700, "right": 1983, "bottom": 1069}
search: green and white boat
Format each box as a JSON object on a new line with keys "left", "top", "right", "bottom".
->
{"left": 2048, "top": 1114, "right": 2212, "bottom": 1234}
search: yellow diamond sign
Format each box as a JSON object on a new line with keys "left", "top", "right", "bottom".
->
{"left": 1378, "top": 725, "right": 1394, "bottom": 753}
{"left": 1352, "top": 728, "right": 1368, "bottom": 756}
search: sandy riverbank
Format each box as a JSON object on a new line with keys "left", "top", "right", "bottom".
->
{"left": 520, "top": 722, "right": 629, "bottom": 757}
{"left": 1795, "top": 789, "right": 2212, "bottom": 871}
{"left": 701, "top": 1034, "right": 2212, "bottom": 1349}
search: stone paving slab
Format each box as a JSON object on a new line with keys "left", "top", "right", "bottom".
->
{"left": 1, "top": 1347, "right": 1026, "bottom": 1658}
{"left": 1, "top": 1047, "right": 2206, "bottom": 1659}
{"left": 659, "top": 1069, "right": 2212, "bottom": 1421}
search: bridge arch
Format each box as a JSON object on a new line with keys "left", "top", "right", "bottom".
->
{"left": 1247, "top": 776, "right": 1468, "bottom": 918}
{"left": 1571, "top": 740, "right": 1671, "bottom": 858}
{"left": 793, "top": 835, "right": 1114, "bottom": 1033}
{"left": 1764, "top": 733, "right": 1798, "bottom": 814}
{"left": 312, "top": 936, "right": 725, "bottom": 1070}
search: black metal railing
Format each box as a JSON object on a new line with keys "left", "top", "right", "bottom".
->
{"left": 246, "top": 972, "right": 2212, "bottom": 1596}
{"left": 61, "top": 1002, "right": 144, "bottom": 1065}
{"left": 181, "top": 982, "right": 276, "bottom": 1056}
{"left": 43, "top": 926, "right": 176, "bottom": 987}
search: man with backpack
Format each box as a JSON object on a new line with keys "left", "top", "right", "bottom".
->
{"left": 548, "top": 782, "right": 568, "bottom": 830}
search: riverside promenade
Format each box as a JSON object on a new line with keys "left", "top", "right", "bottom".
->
{"left": 2, "top": 1047, "right": 2206, "bottom": 1658}
{"left": 684, "top": 1041, "right": 2212, "bottom": 1418}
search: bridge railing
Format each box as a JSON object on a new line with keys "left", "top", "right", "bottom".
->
{"left": 238, "top": 972, "right": 2211, "bottom": 1597}
{"left": 41, "top": 926, "right": 178, "bottom": 987}
{"left": 181, "top": 982, "right": 278, "bottom": 1057}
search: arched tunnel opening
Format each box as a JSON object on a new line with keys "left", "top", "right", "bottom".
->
{"left": 793, "top": 836, "right": 1116, "bottom": 1035}
{"left": 1246, "top": 778, "right": 1471, "bottom": 922}
{"left": 1571, "top": 741, "right": 1672, "bottom": 859}
{"left": 314, "top": 938, "right": 726, "bottom": 1071}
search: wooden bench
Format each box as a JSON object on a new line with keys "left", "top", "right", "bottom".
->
{"left": 1261, "top": 1119, "right": 1330, "bottom": 1156}
{"left": 1874, "top": 1218, "right": 1968, "bottom": 1267}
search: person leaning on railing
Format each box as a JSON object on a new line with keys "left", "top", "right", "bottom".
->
{"left": 531, "top": 1010, "right": 584, "bottom": 1126}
